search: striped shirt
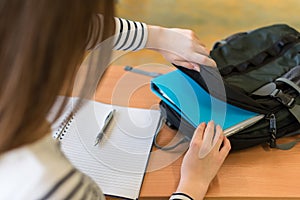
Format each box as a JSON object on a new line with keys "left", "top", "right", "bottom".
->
{"left": 113, "top": 17, "right": 148, "bottom": 51}
{"left": 0, "top": 134, "right": 105, "bottom": 200}
{"left": 86, "top": 15, "right": 148, "bottom": 51}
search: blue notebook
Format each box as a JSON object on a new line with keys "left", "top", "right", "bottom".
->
{"left": 151, "top": 70, "right": 264, "bottom": 136}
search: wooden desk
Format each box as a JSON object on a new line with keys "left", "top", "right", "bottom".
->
{"left": 96, "top": 65, "right": 300, "bottom": 200}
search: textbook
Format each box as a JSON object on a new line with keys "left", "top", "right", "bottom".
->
{"left": 49, "top": 97, "right": 161, "bottom": 200}
{"left": 150, "top": 70, "right": 263, "bottom": 136}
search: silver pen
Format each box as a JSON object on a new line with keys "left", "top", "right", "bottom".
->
{"left": 94, "top": 109, "right": 116, "bottom": 146}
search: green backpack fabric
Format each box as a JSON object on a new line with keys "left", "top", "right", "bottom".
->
{"left": 159, "top": 24, "right": 300, "bottom": 150}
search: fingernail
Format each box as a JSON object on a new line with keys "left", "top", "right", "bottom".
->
{"left": 191, "top": 63, "right": 200, "bottom": 72}
{"left": 216, "top": 125, "right": 223, "bottom": 131}
{"left": 211, "top": 60, "right": 217, "bottom": 67}
{"left": 193, "top": 66, "right": 200, "bottom": 72}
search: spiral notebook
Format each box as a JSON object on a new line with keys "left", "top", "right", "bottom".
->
{"left": 48, "top": 97, "right": 161, "bottom": 200}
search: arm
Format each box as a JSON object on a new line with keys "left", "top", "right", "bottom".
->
{"left": 111, "top": 18, "right": 217, "bottom": 70}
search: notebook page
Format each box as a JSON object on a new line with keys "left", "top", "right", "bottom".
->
{"left": 57, "top": 98, "right": 161, "bottom": 199}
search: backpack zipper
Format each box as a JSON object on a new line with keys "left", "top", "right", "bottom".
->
{"left": 267, "top": 113, "right": 277, "bottom": 148}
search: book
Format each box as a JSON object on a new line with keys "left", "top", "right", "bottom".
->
{"left": 49, "top": 97, "right": 161, "bottom": 200}
{"left": 150, "top": 70, "right": 263, "bottom": 136}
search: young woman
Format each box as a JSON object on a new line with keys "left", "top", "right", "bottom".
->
{"left": 0, "top": 1, "right": 230, "bottom": 199}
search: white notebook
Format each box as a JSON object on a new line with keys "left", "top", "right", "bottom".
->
{"left": 49, "top": 97, "right": 161, "bottom": 199}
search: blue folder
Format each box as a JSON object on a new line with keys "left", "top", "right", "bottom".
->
{"left": 151, "top": 70, "right": 261, "bottom": 130}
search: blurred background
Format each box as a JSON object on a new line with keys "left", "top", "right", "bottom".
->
{"left": 112, "top": 0, "right": 300, "bottom": 67}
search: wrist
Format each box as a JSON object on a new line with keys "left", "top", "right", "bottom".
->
{"left": 145, "top": 25, "right": 165, "bottom": 50}
{"left": 170, "top": 192, "right": 194, "bottom": 200}
{"left": 175, "top": 179, "right": 209, "bottom": 200}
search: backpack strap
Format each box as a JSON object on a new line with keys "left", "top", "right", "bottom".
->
{"left": 252, "top": 82, "right": 276, "bottom": 96}
{"left": 153, "top": 103, "right": 191, "bottom": 151}
{"left": 252, "top": 78, "right": 300, "bottom": 150}
{"left": 270, "top": 88, "right": 300, "bottom": 123}
{"left": 276, "top": 77, "right": 300, "bottom": 94}
{"left": 276, "top": 139, "right": 300, "bottom": 150}
{"left": 272, "top": 78, "right": 300, "bottom": 123}
{"left": 276, "top": 130, "right": 300, "bottom": 150}
{"left": 252, "top": 78, "right": 300, "bottom": 123}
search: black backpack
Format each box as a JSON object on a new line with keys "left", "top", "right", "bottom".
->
{"left": 157, "top": 24, "right": 300, "bottom": 151}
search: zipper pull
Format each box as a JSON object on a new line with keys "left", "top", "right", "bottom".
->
{"left": 269, "top": 114, "right": 277, "bottom": 148}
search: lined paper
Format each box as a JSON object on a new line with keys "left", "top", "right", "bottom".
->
{"left": 51, "top": 97, "right": 161, "bottom": 199}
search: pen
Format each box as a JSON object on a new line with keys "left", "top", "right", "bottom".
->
{"left": 124, "top": 66, "right": 162, "bottom": 77}
{"left": 94, "top": 109, "right": 116, "bottom": 146}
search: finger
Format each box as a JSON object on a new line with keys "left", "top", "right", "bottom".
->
{"left": 219, "top": 136, "right": 231, "bottom": 158}
{"left": 190, "top": 122, "right": 206, "bottom": 145}
{"left": 190, "top": 53, "right": 217, "bottom": 67}
{"left": 172, "top": 60, "right": 195, "bottom": 70}
{"left": 214, "top": 125, "right": 225, "bottom": 150}
{"left": 198, "top": 121, "right": 218, "bottom": 158}
{"left": 190, "top": 62, "right": 201, "bottom": 72}
{"left": 190, "top": 31, "right": 201, "bottom": 42}
{"left": 202, "top": 121, "right": 216, "bottom": 145}
{"left": 193, "top": 43, "right": 210, "bottom": 56}
{"left": 181, "top": 29, "right": 207, "bottom": 51}
{"left": 212, "top": 124, "right": 222, "bottom": 147}
{"left": 173, "top": 61, "right": 200, "bottom": 72}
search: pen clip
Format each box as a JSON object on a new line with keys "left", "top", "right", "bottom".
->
{"left": 104, "top": 109, "right": 115, "bottom": 125}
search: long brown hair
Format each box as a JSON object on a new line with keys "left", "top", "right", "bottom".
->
{"left": 0, "top": 0, "right": 114, "bottom": 153}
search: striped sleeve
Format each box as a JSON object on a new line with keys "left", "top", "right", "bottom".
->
{"left": 39, "top": 168, "right": 105, "bottom": 200}
{"left": 86, "top": 15, "right": 148, "bottom": 51}
{"left": 113, "top": 17, "right": 148, "bottom": 51}
{"left": 170, "top": 192, "right": 194, "bottom": 200}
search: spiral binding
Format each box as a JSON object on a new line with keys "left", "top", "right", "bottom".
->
{"left": 53, "top": 113, "right": 75, "bottom": 141}
{"left": 52, "top": 98, "right": 84, "bottom": 141}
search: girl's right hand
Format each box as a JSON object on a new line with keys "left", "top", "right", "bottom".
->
{"left": 175, "top": 121, "right": 231, "bottom": 199}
